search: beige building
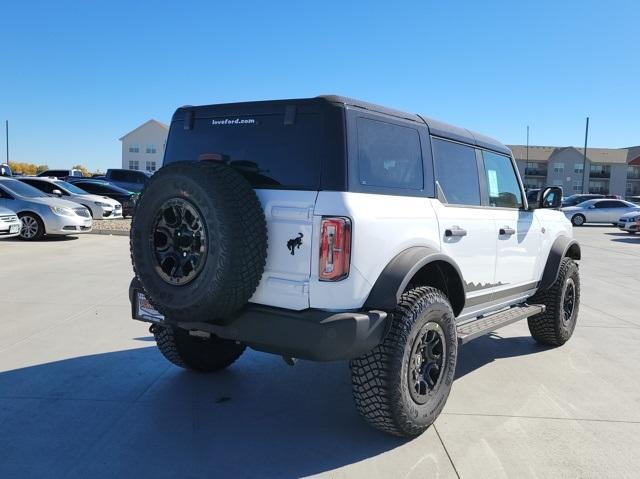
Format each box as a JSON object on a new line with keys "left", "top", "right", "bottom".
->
{"left": 119, "top": 120, "right": 169, "bottom": 172}
{"left": 509, "top": 144, "right": 640, "bottom": 198}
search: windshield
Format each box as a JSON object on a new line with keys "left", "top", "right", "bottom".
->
{"left": 0, "top": 179, "right": 47, "bottom": 198}
{"left": 78, "top": 181, "right": 132, "bottom": 194}
{"left": 54, "top": 180, "right": 88, "bottom": 195}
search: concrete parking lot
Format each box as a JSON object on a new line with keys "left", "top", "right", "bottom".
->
{"left": 1, "top": 227, "right": 639, "bottom": 478}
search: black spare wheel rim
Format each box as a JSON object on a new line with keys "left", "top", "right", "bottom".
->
{"left": 408, "top": 322, "right": 446, "bottom": 404}
{"left": 151, "top": 197, "right": 207, "bottom": 285}
{"left": 562, "top": 278, "right": 576, "bottom": 326}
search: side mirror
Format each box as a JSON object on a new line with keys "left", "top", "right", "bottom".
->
{"left": 530, "top": 186, "right": 562, "bottom": 210}
{"left": 51, "top": 189, "right": 63, "bottom": 197}
{"left": 588, "top": 205, "right": 596, "bottom": 209}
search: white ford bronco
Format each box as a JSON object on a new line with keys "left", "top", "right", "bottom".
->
{"left": 129, "top": 96, "right": 581, "bottom": 437}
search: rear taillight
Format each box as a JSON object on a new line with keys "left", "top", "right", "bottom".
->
{"left": 319, "top": 217, "right": 351, "bottom": 281}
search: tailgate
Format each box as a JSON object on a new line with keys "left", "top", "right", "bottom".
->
{"left": 249, "top": 190, "right": 317, "bottom": 310}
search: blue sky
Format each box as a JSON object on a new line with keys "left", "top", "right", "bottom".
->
{"left": 1, "top": 0, "right": 639, "bottom": 172}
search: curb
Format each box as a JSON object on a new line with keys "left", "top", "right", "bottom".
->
{"left": 88, "top": 230, "right": 130, "bottom": 237}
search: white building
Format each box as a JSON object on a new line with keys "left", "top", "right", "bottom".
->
{"left": 119, "top": 119, "right": 169, "bottom": 172}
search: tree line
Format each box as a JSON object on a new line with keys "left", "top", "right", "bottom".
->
{"left": 5, "top": 162, "right": 92, "bottom": 177}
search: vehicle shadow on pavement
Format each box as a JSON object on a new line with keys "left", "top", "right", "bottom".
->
{"left": 0, "top": 346, "right": 406, "bottom": 479}
{"left": 456, "top": 333, "right": 551, "bottom": 379}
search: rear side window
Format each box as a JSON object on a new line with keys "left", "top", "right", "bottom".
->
{"left": 481, "top": 150, "right": 523, "bottom": 208}
{"left": 357, "top": 118, "right": 423, "bottom": 190}
{"left": 432, "top": 138, "right": 480, "bottom": 205}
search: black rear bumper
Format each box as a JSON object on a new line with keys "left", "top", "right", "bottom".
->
{"left": 129, "top": 278, "right": 388, "bottom": 361}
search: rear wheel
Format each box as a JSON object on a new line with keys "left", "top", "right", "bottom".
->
{"left": 527, "top": 258, "right": 580, "bottom": 346}
{"left": 19, "top": 213, "right": 45, "bottom": 241}
{"left": 152, "top": 324, "right": 245, "bottom": 372}
{"left": 571, "top": 214, "right": 585, "bottom": 226}
{"left": 350, "top": 287, "right": 458, "bottom": 437}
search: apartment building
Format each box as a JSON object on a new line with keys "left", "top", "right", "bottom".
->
{"left": 509, "top": 145, "right": 640, "bottom": 198}
{"left": 119, "top": 120, "right": 169, "bottom": 172}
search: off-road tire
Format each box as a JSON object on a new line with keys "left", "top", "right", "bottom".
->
{"left": 527, "top": 258, "right": 580, "bottom": 346}
{"left": 571, "top": 214, "right": 585, "bottom": 226}
{"left": 152, "top": 325, "right": 245, "bottom": 372}
{"left": 18, "top": 213, "right": 45, "bottom": 241}
{"left": 130, "top": 161, "right": 267, "bottom": 321}
{"left": 350, "top": 287, "right": 458, "bottom": 437}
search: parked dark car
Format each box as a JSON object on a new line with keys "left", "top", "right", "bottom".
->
{"left": 93, "top": 169, "right": 151, "bottom": 193}
{"left": 562, "top": 194, "right": 605, "bottom": 207}
{"left": 67, "top": 178, "right": 138, "bottom": 217}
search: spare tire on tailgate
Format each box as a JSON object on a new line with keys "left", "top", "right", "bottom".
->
{"left": 130, "top": 161, "right": 267, "bottom": 322}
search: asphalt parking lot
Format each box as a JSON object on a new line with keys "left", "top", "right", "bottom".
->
{"left": 1, "top": 227, "right": 639, "bottom": 479}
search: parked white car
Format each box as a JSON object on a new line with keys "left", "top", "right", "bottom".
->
{"left": 617, "top": 211, "right": 640, "bottom": 234}
{"left": 0, "top": 206, "right": 22, "bottom": 239}
{"left": 562, "top": 199, "right": 640, "bottom": 226}
{"left": 18, "top": 177, "right": 122, "bottom": 219}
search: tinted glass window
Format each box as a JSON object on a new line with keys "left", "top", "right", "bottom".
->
{"left": 0, "top": 179, "right": 46, "bottom": 198}
{"left": 482, "top": 151, "right": 523, "bottom": 208}
{"left": 432, "top": 138, "right": 480, "bottom": 205}
{"left": 42, "top": 170, "right": 68, "bottom": 177}
{"left": 110, "top": 170, "right": 127, "bottom": 181}
{"left": 55, "top": 180, "right": 88, "bottom": 195}
{"left": 357, "top": 117, "right": 423, "bottom": 190}
{"left": 165, "top": 113, "right": 324, "bottom": 189}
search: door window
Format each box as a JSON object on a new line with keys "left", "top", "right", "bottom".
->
{"left": 432, "top": 138, "right": 480, "bottom": 205}
{"left": 481, "top": 151, "right": 523, "bottom": 208}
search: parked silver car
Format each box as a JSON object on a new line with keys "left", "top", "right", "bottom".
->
{"left": 563, "top": 198, "right": 640, "bottom": 226}
{"left": 617, "top": 211, "right": 640, "bottom": 234}
{"left": 0, "top": 206, "right": 22, "bottom": 239}
{"left": 0, "top": 177, "right": 92, "bottom": 240}
{"left": 18, "top": 177, "right": 123, "bottom": 219}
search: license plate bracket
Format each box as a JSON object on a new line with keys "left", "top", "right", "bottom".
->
{"left": 135, "top": 291, "right": 165, "bottom": 323}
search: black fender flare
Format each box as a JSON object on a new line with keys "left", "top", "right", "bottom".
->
{"left": 363, "top": 246, "right": 465, "bottom": 315}
{"left": 538, "top": 236, "right": 581, "bottom": 291}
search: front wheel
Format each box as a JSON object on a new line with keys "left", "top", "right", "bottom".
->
{"left": 152, "top": 325, "right": 245, "bottom": 372}
{"left": 350, "top": 286, "right": 458, "bottom": 437}
{"left": 571, "top": 214, "right": 585, "bottom": 226}
{"left": 19, "top": 213, "right": 45, "bottom": 241}
{"left": 527, "top": 257, "right": 580, "bottom": 346}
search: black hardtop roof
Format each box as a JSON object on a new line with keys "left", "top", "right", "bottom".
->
{"left": 174, "top": 95, "right": 511, "bottom": 156}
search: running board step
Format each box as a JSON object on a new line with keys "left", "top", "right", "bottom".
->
{"left": 457, "top": 304, "right": 545, "bottom": 345}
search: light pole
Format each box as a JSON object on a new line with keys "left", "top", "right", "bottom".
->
{"left": 581, "top": 117, "right": 589, "bottom": 194}
{"left": 4, "top": 120, "right": 8, "bottom": 166}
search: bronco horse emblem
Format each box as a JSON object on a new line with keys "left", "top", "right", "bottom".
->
{"left": 287, "top": 233, "right": 304, "bottom": 255}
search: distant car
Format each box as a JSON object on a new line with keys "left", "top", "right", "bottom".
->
{"left": 563, "top": 199, "right": 640, "bottom": 226}
{"left": 67, "top": 178, "right": 138, "bottom": 217}
{"left": 96, "top": 169, "right": 151, "bottom": 193}
{"left": 18, "top": 177, "right": 122, "bottom": 219}
{"left": 562, "top": 194, "right": 605, "bottom": 207}
{"left": 0, "top": 164, "right": 12, "bottom": 177}
{"left": 0, "top": 177, "right": 92, "bottom": 240}
{"left": 0, "top": 206, "right": 22, "bottom": 239}
{"left": 37, "top": 169, "right": 85, "bottom": 179}
{"left": 627, "top": 196, "right": 640, "bottom": 205}
{"left": 617, "top": 211, "right": 640, "bottom": 234}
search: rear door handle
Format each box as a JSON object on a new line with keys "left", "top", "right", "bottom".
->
{"left": 445, "top": 226, "right": 467, "bottom": 237}
{"left": 499, "top": 226, "right": 516, "bottom": 236}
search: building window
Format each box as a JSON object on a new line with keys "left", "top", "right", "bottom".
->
{"left": 552, "top": 179, "right": 563, "bottom": 187}
{"left": 589, "top": 180, "right": 609, "bottom": 194}
{"left": 146, "top": 161, "right": 157, "bottom": 172}
{"left": 574, "top": 163, "right": 584, "bottom": 173}
{"left": 128, "top": 160, "right": 140, "bottom": 170}
{"left": 146, "top": 144, "right": 156, "bottom": 154}
{"left": 553, "top": 162, "right": 564, "bottom": 173}
{"left": 628, "top": 166, "right": 640, "bottom": 180}
{"left": 129, "top": 144, "right": 139, "bottom": 153}
{"left": 573, "top": 181, "right": 582, "bottom": 193}
{"left": 590, "top": 164, "right": 611, "bottom": 178}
